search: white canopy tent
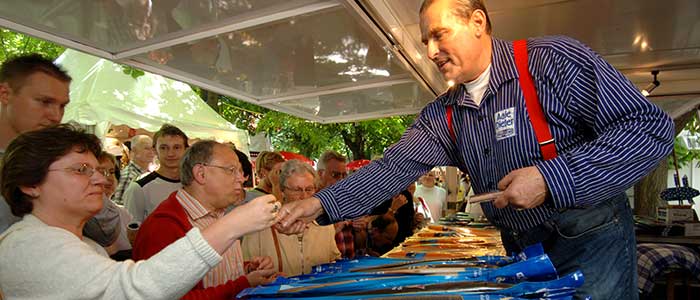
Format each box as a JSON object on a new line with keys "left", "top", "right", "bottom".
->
{"left": 57, "top": 49, "right": 250, "bottom": 154}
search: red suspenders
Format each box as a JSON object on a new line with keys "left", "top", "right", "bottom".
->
{"left": 445, "top": 39, "right": 558, "bottom": 161}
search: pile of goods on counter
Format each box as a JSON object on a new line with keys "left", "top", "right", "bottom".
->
{"left": 384, "top": 225, "right": 505, "bottom": 259}
{"left": 237, "top": 226, "right": 584, "bottom": 299}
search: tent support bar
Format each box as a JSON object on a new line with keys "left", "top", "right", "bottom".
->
{"left": 258, "top": 76, "right": 415, "bottom": 104}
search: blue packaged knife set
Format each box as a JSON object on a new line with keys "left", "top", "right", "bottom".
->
{"left": 238, "top": 244, "right": 585, "bottom": 299}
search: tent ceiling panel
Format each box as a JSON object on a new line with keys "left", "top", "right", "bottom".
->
{"left": 0, "top": 0, "right": 332, "bottom": 53}
{"left": 2, "top": 0, "right": 700, "bottom": 123}
{"left": 128, "top": 4, "right": 420, "bottom": 99}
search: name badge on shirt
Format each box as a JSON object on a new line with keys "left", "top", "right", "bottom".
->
{"left": 495, "top": 107, "right": 516, "bottom": 141}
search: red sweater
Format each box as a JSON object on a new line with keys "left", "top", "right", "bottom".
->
{"left": 132, "top": 191, "right": 250, "bottom": 300}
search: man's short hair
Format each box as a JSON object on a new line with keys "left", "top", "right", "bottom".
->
{"left": 152, "top": 124, "right": 189, "bottom": 148}
{"left": 255, "top": 151, "right": 285, "bottom": 176}
{"left": 420, "top": 0, "right": 492, "bottom": 34}
{"left": 317, "top": 150, "right": 347, "bottom": 171}
{"left": 180, "top": 140, "right": 219, "bottom": 186}
{"left": 1, "top": 124, "right": 101, "bottom": 217}
{"left": 130, "top": 135, "right": 151, "bottom": 151}
{"left": 0, "top": 54, "right": 72, "bottom": 90}
{"left": 279, "top": 160, "right": 319, "bottom": 192}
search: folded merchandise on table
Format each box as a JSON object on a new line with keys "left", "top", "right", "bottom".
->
{"left": 383, "top": 225, "right": 505, "bottom": 258}
{"left": 236, "top": 244, "right": 585, "bottom": 299}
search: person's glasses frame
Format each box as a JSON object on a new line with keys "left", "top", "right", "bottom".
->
{"left": 284, "top": 185, "right": 316, "bottom": 194}
{"left": 330, "top": 171, "right": 348, "bottom": 180}
{"left": 201, "top": 163, "right": 242, "bottom": 177}
{"left": 48, "top": 163, "right": 109, "bottom": 178}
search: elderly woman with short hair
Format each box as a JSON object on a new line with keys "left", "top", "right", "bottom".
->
{"left": 0, "top": 125, "right": 280, "bottom": 299}
{"left": 241, "top": 159, "right": 340, "bottom": 276}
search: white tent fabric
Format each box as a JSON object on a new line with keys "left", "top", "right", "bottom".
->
{"left": 57, "top": 49, "right": 249, "bottom": 154}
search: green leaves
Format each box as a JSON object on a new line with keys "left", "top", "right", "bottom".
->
{"left": 121, "top": 65, "right": 145, "bottom": 79}
{"left": 0, "top": 29, "right": 65, "bottom": 64}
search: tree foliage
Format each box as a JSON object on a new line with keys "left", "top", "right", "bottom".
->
{"left": 218, "top": 95, "right": 415, "bottom": 160}
{"left": 0, "top": 29, "right": 65, "bottom": 63}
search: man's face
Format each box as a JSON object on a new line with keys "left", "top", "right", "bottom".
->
{"left": 320, "top": 158, "right": 347, "bottom": 188}
{"left": 131, "top": 136, "right": 155, "bottom": 167}
{"left": 420, "top": 0, "right": 486, "bottom": 83}
{"left": 420, "top": 172, "right": 437, "bottom": 188}
{"left": 155, "top": 135, "right": 187, "bottom": 170}
{"left": 202, "top": 145, "right": 245, "bottom": 209}
{"left": 0, "top": 72, "right": 69, "bottom": 135}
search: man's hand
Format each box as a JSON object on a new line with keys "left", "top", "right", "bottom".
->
{"left": 275, "top": 197, "right": 324, "bottom": 234}
{"left": 351, "top": 216, "right": 370, "bottom": 232}
{"left": 494, "top": 166, "right": 549, "bottom": 209}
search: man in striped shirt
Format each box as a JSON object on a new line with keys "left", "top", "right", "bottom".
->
{"left": 112, "top": 135, "right": 154, "bottom": 205}
{"left": 133, "top": 140, "right": 277, "bottom": 299}
{"left": 279, "top": 0, "right": 675, "bottom": 299}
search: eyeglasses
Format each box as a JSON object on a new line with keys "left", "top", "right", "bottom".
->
{"left": 48, "top": 163, "right": 101, "bottom": 177}
{"left": 96, "top": 168, "right": 116, "bottom": 178}
{"left": 202, "top": 163, "right": 242, "bottom": 177}
{"left": 330, "top": 171, "right": 347, "bottom": 180}
{"left": 284, "top": 185, "right": 316, "bottom": 194}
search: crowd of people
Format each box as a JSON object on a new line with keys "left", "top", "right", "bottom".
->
{"left": 0, "top": 53, "right": 447, "bottom": 299}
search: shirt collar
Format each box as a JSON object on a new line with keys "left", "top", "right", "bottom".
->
{"left": 441, "top": 37, "right": 519, "bottom": 107}
{"left": 129, "top": 161, "right": 144, "bottom": 173}
{"left": 176, "top": 189, "right": 222, "bottom": 221}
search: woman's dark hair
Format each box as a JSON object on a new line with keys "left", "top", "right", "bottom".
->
{"left": 1, "top": 124, "right": 102, "bottom": 216}
{"left": 370, "top": 189, "right": 415, "bottom": 246}
{"left": 233, "top": 148, "right": 253, "bottom": 187}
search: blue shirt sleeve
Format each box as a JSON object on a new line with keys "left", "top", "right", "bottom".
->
{"left": 535, "top": 38, "right": 674, "bottom": 208}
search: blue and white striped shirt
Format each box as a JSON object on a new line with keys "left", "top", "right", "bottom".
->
{"left": 315, "top": 36, "right": 674, "bottom": 232}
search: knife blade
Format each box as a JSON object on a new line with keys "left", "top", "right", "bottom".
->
{"left": 468, "top": 191, "right": 503, "bottom": 204}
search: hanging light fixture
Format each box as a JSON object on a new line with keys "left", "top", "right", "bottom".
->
{"left": 641, "top": 70, "right": 660, "bottom": 97}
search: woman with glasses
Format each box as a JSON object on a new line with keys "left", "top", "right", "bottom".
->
{"left": 0, "top": 125, "right": 280, "bottom": 299}
{"left": 242, "top": 159, "right": 340, "bottom": 276}
{"left": 96, "top": 151, "right": 136, "bottom": 260}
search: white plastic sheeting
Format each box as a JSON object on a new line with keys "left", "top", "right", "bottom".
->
{"left": 58, "top": 49, "right": 250, "bottom": 154}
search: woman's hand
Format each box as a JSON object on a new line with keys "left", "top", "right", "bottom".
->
{"left": 246, "top": 256, "right": 274, "bottom": 273}
{"left": 227, "top": 195, "right": 280, "bottom": 235}
{"left": 389, "top": 194, "right": 407, "bottom": 213}
{"left": 245, "top": 269, "right": 278, "bottom": 286}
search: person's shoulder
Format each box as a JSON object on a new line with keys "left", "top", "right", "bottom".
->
{"left": 144, "top": 193, "right": 187, "bottom": 222}
{"left": 135, "top": 171, "right": 159, "bottom": 187}
{"left": 528, "top": 35, "right": 589, "bottom": 51}
{"left": 0, "top": 216, "right": 85, "bottom": 257}
{"left": 527, "top": 35, "right": 596, "bottom": 65}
